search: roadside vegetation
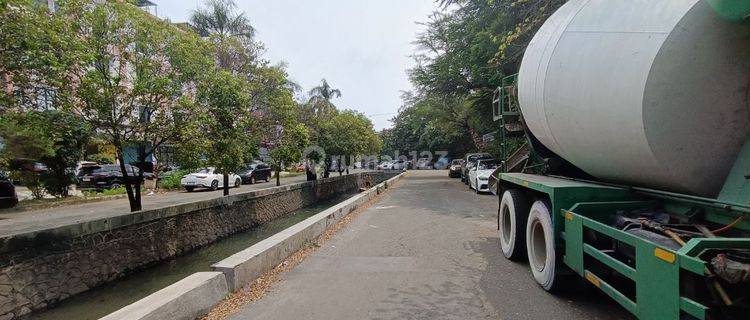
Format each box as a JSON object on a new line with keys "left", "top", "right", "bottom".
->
{"left": 0, "top": 0, "right": 380, "bottom": 211}
{"left": 382, "top": 0, "right": 564, "bottom": 160}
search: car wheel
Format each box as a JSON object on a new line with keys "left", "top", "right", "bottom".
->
{"left": 185, "top": 187, "right": 194, "bottom": 192}
{"left": 110, "top": 182, "right": 121, "bottom": 190}
{"left": 249, "top": 176, "right": 255, "bottom": 184}
{"left": 475, "top": 179, "right": 480, "bottom": 194}
{"left": 526, "top": 200, "right": 561, "bottom": 291}
{"left": 265, "top": 174, "right": 270, "bottom": 182}
{"left": 235, "top": 178, "right": 241, "bottom": 188}
{"left": 499, "top": 190, "right": 529, "bottom": 260}
{"left": 210, "top": 180, "right": 219, "bottom": 191}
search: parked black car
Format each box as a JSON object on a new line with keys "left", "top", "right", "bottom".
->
{"left": 76, "top": 164, "right": 101, "bottom": 183}
{"left": 78, "top": 164, "right": 149, "bottom": 190}
{"left": 448, "top": 159, "right": 465, "bottom": 178}
{"left": 238, "top": 162, "right": 272, "bottom": 184}
{"left": 0, "top": 176, "right": 17, "bottom": 209}
{"left": 461, "top": 153, "right": 492, "bottom": 183}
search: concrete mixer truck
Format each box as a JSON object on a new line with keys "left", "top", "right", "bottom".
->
{"left": 491, "top": 1, "right": 750, "bottom": 319}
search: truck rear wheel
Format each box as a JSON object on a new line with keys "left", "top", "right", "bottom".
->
{"left": 526, "top": 200, "right": 560, "bottom": 291}
{"left": 499, "top": 190, "right": 529, "bottom": 260}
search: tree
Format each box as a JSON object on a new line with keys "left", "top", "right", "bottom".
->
{"left": 196, "top": 70, "right": 257, "bottom": 196}
{"left": 37, "top": 112, "right": 92, "bottom": 197}
{"left": 190, "top": 0, "right": 261, "bottom": 72}
{"left": 318, "top": 110, "right": 381, "bottom": 177}
{"left": 74, "top": 1, "right": 214, "bottom": 211}
{"left": 0, "top": 0, "right": 87, "bottom": 113}
{"left": 393, "top": 0, "right": 566, "bottom": 160}
{"left": 307, "top": 78, "right": 341, "bottom": 118}
{"left": 254, "top": 66, "right": 308, "bottom": 186}
{"left": 190, "top": 0, "right": 255, "bottom": 40}
{"left": 0, "top": 1, "right": 98, "bottom": 198}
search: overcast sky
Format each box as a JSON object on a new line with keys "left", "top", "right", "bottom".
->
{"left": 153, "top": 0, "right": 439, "bottom": 130}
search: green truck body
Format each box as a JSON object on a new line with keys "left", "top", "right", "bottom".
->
{"left": 497, "top": 172, "right": 750, "bottom": 319}
{"left": 492, "top": 4, "right": 750, "bottom": 318}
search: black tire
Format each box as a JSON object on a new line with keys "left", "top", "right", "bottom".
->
{"left": 499, "top": 190, "right": 529, "bottom": 260}
{"left": 265, "top": 174, "right": 270, "bottom": 183}
{"left": 210, "top": 180, "right": 219, "bottom": 191}
{"left": 475, "top": 179, "right": 480, "bottom": 194}
{"left": 185, "top": 187, "right": 194, "bottom": 192}
{"left": 526, "top": 200, "right": 562, "bottom": 292}
{"left": 249, "top": 176, "right": 255, "bottom": 184}
{"left": 110, "top": 182, "right": 121, "bottom": 190}
{"left": 235, "top": 178, "right": 241, "bottom": 188}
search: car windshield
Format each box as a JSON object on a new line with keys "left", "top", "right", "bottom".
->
{"left": 468, "top": 154, "right": 491, "bottom": 161}
{"left": 478, "top": 161, "right": 498, "bottom": 170}
{"left": 196, "top": 168, "right": 212, "bottom": 174}
{"left": 246, "top": 164, "right": 258, "bottom": 170}
{"left": 451, "top": 160, "right": 462, "bottom": 165}
{"left": 93, "top": 165, "right": 119, "bottom": 173}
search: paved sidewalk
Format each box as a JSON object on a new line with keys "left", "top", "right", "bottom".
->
{"left": 229, "top": 170, "right": 633, "bottom": 320}
{"left": 0, "top": 173, "right": 320, "bottom": 238}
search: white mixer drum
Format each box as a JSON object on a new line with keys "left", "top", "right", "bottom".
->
{"left": 518, "top": 0, "right": 750, "bottom": 196}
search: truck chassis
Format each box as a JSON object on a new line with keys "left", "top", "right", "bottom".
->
{"left": 497, "top": 173, "right": 750, "bottom": 319}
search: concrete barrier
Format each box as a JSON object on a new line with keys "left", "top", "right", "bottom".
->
{"left": 3, "top": 172, "right": 398, "bottom": 320}
{"left": 99, "top": 172, "right": 404, "bottom": 320}
{"left": 212, "top": 172, "right": 404, "bottom": 291}
{"left": 100, "top": 272, "right": 228, "bottom": 320}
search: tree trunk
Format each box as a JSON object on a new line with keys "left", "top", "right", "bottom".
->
{"left": 306, "top": 160, "right": 317, "bottom": 181}
{"left": 276, "top": 164, "right": 281, "bottom": 186}
{"left": 135, "top": 143, "right": 147, "bottom": 209}
{"left": 153, "top": 146, "right": 160, "bottom": 191}
{"left": 223, "top": 173, "right": 229, "bottom": 196}
{"left": 116, "top": 147, "right": 141, "bottom": 212}
{"left": 323, "top": 159, "right": 331, "bottom": 178}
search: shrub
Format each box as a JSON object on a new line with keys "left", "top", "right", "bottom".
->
{"left": 159, "top": 169, "right": 190, "bottom": 190}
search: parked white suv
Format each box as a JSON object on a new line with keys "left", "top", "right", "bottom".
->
{"left": 180, "top": 167, "right": 241, "bottom": 192}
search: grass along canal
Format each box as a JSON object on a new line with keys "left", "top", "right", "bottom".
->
{"left": 29, "top": 193, "right": 359, "bottom": 320}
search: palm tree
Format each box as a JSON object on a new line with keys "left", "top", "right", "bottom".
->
{"left": 190, "top": 0, "right": 255, "bottom": 40}
{"left": 191, "top": 0, "right": 258, "bottom": 74}
{"left": 308, "top": 79, "right": 341, "bottom": 117}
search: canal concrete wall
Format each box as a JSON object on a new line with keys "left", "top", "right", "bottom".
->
{"left": 101, "top": 172, "right": 404, "bottom": 320}
{"left": 0, "top": 171, "right": 397, "bottom": 320}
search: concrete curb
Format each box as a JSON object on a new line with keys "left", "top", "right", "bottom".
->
{"left": 99, "top": 272, "right": 229, "bottom": 320}
{"left": 98, "top": 172, "right": 404, "bottom": 320}
{"left": 211, "top": 171, "right": 405, "bottom": 291}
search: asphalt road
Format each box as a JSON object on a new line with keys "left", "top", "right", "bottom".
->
{"left": 0, "top": 172, "right": 319, "bottom": 237}
{"left": 230, "top": 170, "right": 634, "bottom": 320}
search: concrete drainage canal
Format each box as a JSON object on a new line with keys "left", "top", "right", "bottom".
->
{"left": 0, "top": 172, "right": 401, "bottom": 320}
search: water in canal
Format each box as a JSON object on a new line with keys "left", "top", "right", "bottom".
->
{"left": 31, "top": 193, "right": 357, "bottom": 320}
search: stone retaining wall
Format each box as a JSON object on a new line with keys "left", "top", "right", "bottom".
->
{"left": 0, "top": 172, "right": 397, "bottom": 320}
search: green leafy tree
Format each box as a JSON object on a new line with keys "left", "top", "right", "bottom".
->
{"left": 0, "top": 110, "right": 90, "bottom": 198}
{"left": 74, "top": 1, "right": 214, "bottom": 211}
{"left": 393, "top": 0, "right": 565, "bottom": 160}
{"left": 0, "top": 0, "right": 87, "bottom": 113}
{"left": 318, "top": 110, "right": 381, "bottom": 177}
{"left": 253, "top": 66, "right": 308, "bottom": 186}
{"left": 196, "top": 70, "right": 257, "bottom": 196}
{"left": 38, "top": 112, "right": 92, "bottom": 197}
{"left": 190, "top": 0, "right": 255, "bottom": 40}
{"left": 307, "top": 78, "right": 341, "bottom": 118}
{"left": 190, "top": 0, "right": 261, "bottom": 72}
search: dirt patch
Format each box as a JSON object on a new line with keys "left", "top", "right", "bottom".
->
{"left": 201, "top": 178, "right": 402, "bottom": 320}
